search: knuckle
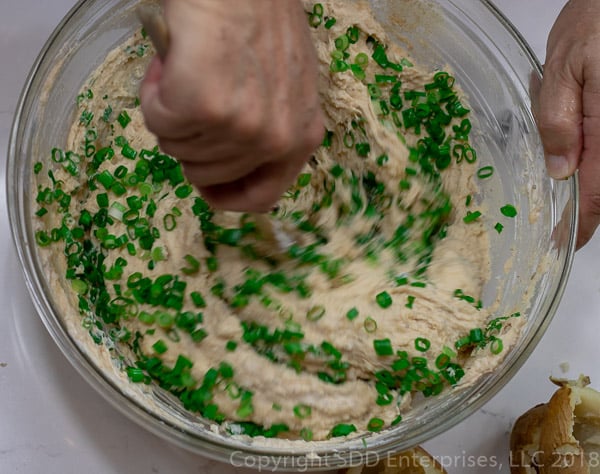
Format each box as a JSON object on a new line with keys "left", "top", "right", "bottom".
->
{"left": 190, "top": 94, "right": 233, "bottom": 126}
{"left": 232, "top": 108, "right": 264, "bottom": 141}
{"left": 537, "top": 110, "right": 574, "bottom": 142}
{"left": 542, "top": 57, "right": 565, "bottom": 78}
{"left": 265, "top": 123, "right": 295, "bottom": 157}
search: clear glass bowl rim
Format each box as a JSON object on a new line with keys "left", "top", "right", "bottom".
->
{"left": 6, "top": 0, "right": 579, "bottom": 470}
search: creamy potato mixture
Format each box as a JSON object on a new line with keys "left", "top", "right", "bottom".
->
{"left": 33, "top": 0, "right": 522, "bottom": 441}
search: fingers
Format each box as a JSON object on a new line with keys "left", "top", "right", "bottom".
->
{"left": 534, "top": 0, "right": 600, "bottom": 247}
{"left": 199, "top": 155, "right": 309, "bottom": 212}
{"left": 138, "top": 0, "right": 324, "bottom": 213}
{"left": 575, "top": 62, "right": 600, "bottom": 248}
{"left": 182, "top": 157, "right": 263, "bottom": 189}
{"left": 198, "top": 115, "right": 323, "bottom": 212}
{"left": 576, "top": 155, "right": 600, "bottom": 248}
{"left": 536, "top": 60, "right": 583, "bottom": 180}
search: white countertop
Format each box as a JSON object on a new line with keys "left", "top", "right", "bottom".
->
{"left": 3, "top": 1, "right": 598, "bottom": 473}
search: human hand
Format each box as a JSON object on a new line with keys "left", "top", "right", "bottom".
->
{"left": 140, "top": 0, "right": 324, "bottom": 212}
{"left": 534, "top": 0, "right": 600, "bottom": 248}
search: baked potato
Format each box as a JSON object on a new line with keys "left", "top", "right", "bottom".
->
{"left": 510, "top": 376, "right": 600, "bottom": 473}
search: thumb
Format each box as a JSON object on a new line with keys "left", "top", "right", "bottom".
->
{"left": 139, "top": 55, "right": 192, "bottom": 139}
{"left": 534, "top": 64, "right": 583, "bottom": 179}
{"left": 139, "top": 55, "right": 162, "bottom": 105}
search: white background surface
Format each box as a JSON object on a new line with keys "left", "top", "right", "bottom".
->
{"left": 2, "top": 1, "right": 597, "bottom": 473}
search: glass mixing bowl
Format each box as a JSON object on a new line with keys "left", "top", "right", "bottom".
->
{"left": 7, "top": 0, "right": 578, "bottom": 470}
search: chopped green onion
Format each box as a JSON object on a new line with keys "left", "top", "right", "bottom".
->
{"left": 127, "top": 367, "right": 146, "bottom": 383}
{"left": 469, "top": 328, "right": 484, "bottom": 344}
{"left": 115, "top": 135, "right": 128, "bottom": 147}
{"left": 354, "top": 53, "right": 369, "bottom": 70}
{"left": 190, "top": 291, "right": 206, "bottom": 308}
{"left": 335, "top": 34, "right": 350, "bottom": 51}
{"left": 490, "top": 337, "right": 504, "bottom": 354}
{"left": 324, "top": 17, "right": 336, "bottom": 29}
{"left": 374, "top": 338, "right": 393, "bottom": 356}
{"left": 226, "top": 340, "right": 238, "bottom": 352}
{"left": 455, "top": 335, "right": 471, "bottom": 350}
{"left": 163, "top": 214, "right": 177, "bottom": 231}
{"left": 435, "top": 353, "right": 450, "bottom": 369}
{"left": 71, "top": 279, "right": 88, "bottom": 294}
{"left": 346, "top": 307, "right": 359, "bottom": 321}
{"left": 377, "top": 74, "right": 398, "bottom": 84}
{"left": 156, "top": 312, "right": 175, "bottom": 328}
{"left": 312, "top": 3, "right": 324, "bottom": 16}
{"left": 191, "top": 328, "right": 207, "bottom": 342}
{"left": 108, "top": 201, "right": 127, "bottom": 222}
{"left": 175, "top": 184, "right": 193, "bottom": 198}
{"left": 138, "top": 311, "right": 155, "bottom": 325}
{"left": 293, "top": 404, "right": 312, "bottom": 419}
{"left": 152, "top": 339, "right": 168, "bottom": 354}
{"left": 96, "top": 193, "right": 109, "bottom": 208}
{"left": 307, "top": 305, "right": 326, "bottom": 321}
{"left": 463, "top": 210, "right": 482, "bottom": 223}
{"left": 442, "top": 345, "right": 457, "bottom": 358}
{"left": 300, "top": 427, "right": 313, "bottom": 441}
{"left": 330, "top": 423, "right": 357, "bottom": 438}
{"left": 343, "top": 132, "right": 355, "bottom": 148}
{"left": 368, "top": 83, "right": 381, "bottom": 99}
{"left": 346, "top": 25, "right": 360, "bottom": 43}
{"left": 350, "top": 63, "right": 365, "bottom": 80}
{"left": 477, "top": 166, "right": 494, "bottom": 179}
{"left": 367, "top": 417, "right": 385, "bottom": 432}
{"left": 376, "top": 391, "right": 394, "bottom": 406}
{"left": 219, "top": 361, "right": 235, "bottom": 379}
{"left": 372, "top": 44, "right": 389, "bottom": 68}
{"left": 297, "top": 173, "right": 312, "bottom": 187}
{"left": 415, "top": 337, "right": 430, "bottom": 352}
{"left": 121, "top": 144, "right": 137, "bottom": 159}
{"left": 322, "top": 129, "right": 334, "bottom": 148}
{"left": 97, "top": 170, "right": 115, "bottom": 190}
{"left": 117, "top": 110, "right": 131, "bottom": 128}
{"left": 330, "top": 59, "right": 349, "bottom": 73}
{"left": 375, "top": 291, "right": 392, "bottom": 308}
{"left": 181, "top": 254, "right": 200, "bottom": 275}
{"left": 51, "top": 148, "right": 66, "bottom": 163}
{"left": 308, "top": 13, "right": 322, "bottom": 27}
{"left": 376, "top": 154, "right": 389, "bottom": 166}
{"left": 206, "top": 256, "right": 219, "bottom": 272}
{"left": 330, "top": 164, "right": 344, "bottom": 178}
{"left": 355, "top": 142, "right": 371, "bottom": 157}
{"left": 364, "top": 317, "right": 377, "bottom": 333}
{"left": 501, "top": 204, "right": 517, "bottom": 218}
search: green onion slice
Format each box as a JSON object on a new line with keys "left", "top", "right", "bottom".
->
{"left": 307, "top": 305, "right": 326, "bottom": 321}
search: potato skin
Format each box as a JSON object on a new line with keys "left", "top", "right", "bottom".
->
{"left": 538, "top": 386, "right": 588, "bottom": 474}
{"left": 510, "top": 403, "right": 548, "bottom": 474}
{"left": 510, "top": 378, "right": 597, "bottom": 474}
